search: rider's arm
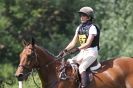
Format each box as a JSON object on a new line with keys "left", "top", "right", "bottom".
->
{"left": 65, "top": 33, "right": 78, "bottom": 51}
{"left": 64, "top": 27, "right": 80, "bottom": 51}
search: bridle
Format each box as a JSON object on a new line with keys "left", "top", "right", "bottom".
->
{"left": 18, "top": 45, "right": 80, "bottom": 88}
{"left": 17, "top": 46, "right": 59, "bottom": 88}
{"left": 17, "top": 47, "right": 39, "bottom": 80}
{"left": 17, "top": 47, "right": 42, "bottom": 88}
{"left": 18, "top": 45, "right": 62, "bottom": 74}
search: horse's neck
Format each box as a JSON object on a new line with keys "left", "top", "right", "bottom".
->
{"left": 36, "top": 46, "right": 58, "bottom": 88}
{"left": 37, "top": 68, "right": 58, "bottom": 88}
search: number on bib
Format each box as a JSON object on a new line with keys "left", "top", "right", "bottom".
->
{"left": 78, "top": 35, "right": 87, "bottom": 45}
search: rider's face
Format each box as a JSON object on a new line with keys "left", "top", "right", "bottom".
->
{"left": 80, "top": 14, "right": 89, "bottom": 23}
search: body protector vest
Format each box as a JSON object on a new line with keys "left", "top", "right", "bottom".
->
{"left": 78, "top": 22, "right": 100, "bottom": 50}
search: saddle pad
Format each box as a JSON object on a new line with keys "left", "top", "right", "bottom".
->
{"left": 90, "top": 62, "right": 101, "bottom": 73}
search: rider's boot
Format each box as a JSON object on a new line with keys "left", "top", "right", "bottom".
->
{"left": 80, "top": 71, "right": 89, "bottom": 88}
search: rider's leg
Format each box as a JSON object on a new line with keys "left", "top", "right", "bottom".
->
{"left": 79, "top": 56, "right": 97, "bottom": 88}
{"left": 67, "top": 50, "right": 83, "bottom": 64}
{"left": 80, "top": 71, "right": 88, "bottom": 88}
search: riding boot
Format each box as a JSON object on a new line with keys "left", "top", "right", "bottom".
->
{"left": 80, "top": 71, "right": 89, "bottom": 88}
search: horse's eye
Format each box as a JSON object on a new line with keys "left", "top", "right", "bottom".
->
{"left": 28, "top": 52, "right": 35, "bottom": 60}
{"left": 31, "top": 52, "right": 36, "bottom": 57}
{"left": 27, "top": 55, "right": 32, "bottom": 60}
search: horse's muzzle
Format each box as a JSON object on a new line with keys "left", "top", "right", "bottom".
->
{"left": 15, "top": 73, "right": 24, "bottom": 81}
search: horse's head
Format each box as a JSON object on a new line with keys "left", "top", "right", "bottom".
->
{"left": 15, "top": 38, "right": 38, "bottom": 81}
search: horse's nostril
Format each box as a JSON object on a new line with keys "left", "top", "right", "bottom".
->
{"left": 16, "top": 73, "right": 24, "bottom": 81}
{"left": 15, "top": 73, "right": 23, "bottom": 77}
{"left": 18, "top": 74, "right": 23, "bottom": 77}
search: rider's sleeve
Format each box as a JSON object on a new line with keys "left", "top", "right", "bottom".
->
{"left": 75, "top": 26, "right": 80, "bottom": 35}
{"left": 89, "top": 25, "right": 97, "bottom": 36}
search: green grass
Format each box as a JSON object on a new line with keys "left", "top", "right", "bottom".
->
{"left": 0, "top": 63, "right": 41, "bottom": 88}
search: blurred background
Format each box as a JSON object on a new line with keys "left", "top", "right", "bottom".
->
{"left": 0, "top": 0, "right": 133, "bottom": 87}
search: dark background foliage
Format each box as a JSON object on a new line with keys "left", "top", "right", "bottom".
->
{"left": 0, "top": 0, "right": 133, "bottom": 87}
{"left": 0, "top": 0, "right": 133, "bottom": 68}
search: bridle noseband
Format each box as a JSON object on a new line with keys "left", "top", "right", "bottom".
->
{"left": 18, "top": 48, "right": 39, "bottom": 76}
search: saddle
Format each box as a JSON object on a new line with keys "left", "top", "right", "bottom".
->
{"left": 89, "top": 60, "right": 101, "bottom": 73}
{"left": 58, "top": 60, "right": 101, "bottom": 81}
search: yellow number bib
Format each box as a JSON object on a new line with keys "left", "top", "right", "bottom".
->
{"left": 78, "top": 35, "right": 87, "bottom": 45}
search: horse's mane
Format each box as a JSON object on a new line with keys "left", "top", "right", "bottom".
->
{"left": 35, "top": 45, "right": 56, "bottom": 58}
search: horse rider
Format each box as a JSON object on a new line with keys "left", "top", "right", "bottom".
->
{"left": 58, "top": 6, "right": 100, "bottom": 88}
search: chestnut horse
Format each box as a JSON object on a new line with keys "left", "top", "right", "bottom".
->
{"left": 59, "top": 57, "right": 133, "bottom": 88}
{"left": 15, "top": 40, "right": 59, "bottom": 88}
{"left": 15, "top": 39, "right": 133, "bottom": 88}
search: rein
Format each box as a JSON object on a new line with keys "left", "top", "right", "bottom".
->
{"left": 37, "top": 46, "right": 73, "bottom": 68}
{"left": 44, "top": 54, "right": 68, "bottom": 68}
{"left": 18, "top": 46, "right": 73, "bottom": 87}
{"left": 31, "top": 69, "right": 40, "bottom": 88}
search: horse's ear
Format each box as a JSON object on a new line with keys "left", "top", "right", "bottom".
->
{"left": 31, "top": 37, "right": 35, "bottom": 46}
{"left": 22, "top": 39, "right": 27, "bottom": 47}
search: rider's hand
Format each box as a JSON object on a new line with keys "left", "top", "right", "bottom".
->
{"left": 57, "top": 49, "right": 67, "bottom": 58}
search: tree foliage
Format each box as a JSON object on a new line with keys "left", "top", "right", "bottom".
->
{"left": 0, "top": 0, "right": 133, "bottom": 64}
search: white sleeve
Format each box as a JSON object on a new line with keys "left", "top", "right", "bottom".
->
{"left": 75, "top": 26, "right": 80, "bottom": 35}
{"left": 89, "top": 25, "right": 97, "bottom": 35}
